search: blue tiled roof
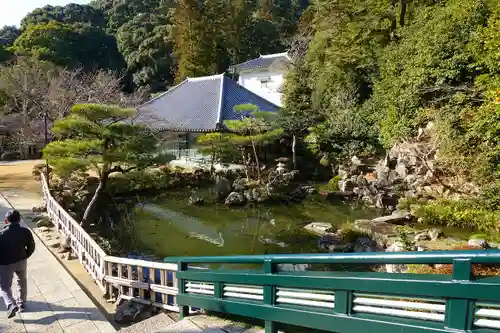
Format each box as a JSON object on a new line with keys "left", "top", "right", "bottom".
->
{"left": 135, "top": 74, "right": 280, "bottom": 132}
{"left": 230, "top": 53, "right": 291, "bottom": 72}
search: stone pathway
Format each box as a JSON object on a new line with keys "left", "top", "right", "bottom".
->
{"left": 0, "top": 195, "right": 116, "bottom": 333}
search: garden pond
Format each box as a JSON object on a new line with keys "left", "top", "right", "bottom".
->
{"left": 113, "top": 188, "right": 473, "bottom": 259}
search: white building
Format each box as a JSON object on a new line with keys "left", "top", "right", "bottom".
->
{"left": 230, "top": 52, "right": 291, "bottom": 107}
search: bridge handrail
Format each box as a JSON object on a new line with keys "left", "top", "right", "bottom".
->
{"left": 165, "top": 250, "right": 500, "bottom": 265}
{"left": 170, "top": 253, "right": 500, "bottom": 333}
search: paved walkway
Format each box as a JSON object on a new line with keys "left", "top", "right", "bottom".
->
{"left": 0, "top": 195, "right": 116, "bottom": 333}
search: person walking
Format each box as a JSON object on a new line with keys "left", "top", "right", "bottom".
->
{"left": 0, "top": 210, "right": 35, "bottom": 318}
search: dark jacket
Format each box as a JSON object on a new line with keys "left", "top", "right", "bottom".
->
{"left": 0, "top": 223, "right": 36, "bottom": 266}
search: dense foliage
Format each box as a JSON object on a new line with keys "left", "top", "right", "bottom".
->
{"left": 282, "top": 0, "right": 500, "bottom": 200}
{"left": 1, "top": 1, "right": 307, "bottom": 91}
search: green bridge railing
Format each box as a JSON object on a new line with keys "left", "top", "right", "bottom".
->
{"left": 165, "top": 251, "right": 500, "bottom": 333}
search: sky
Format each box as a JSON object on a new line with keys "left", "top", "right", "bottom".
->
{"left": 0, "top": 0, "right": 90, "bottom": 27}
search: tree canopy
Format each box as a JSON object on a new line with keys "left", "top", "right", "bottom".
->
{"left": 12, "top": 21, "right": 125, "bottom": 71}
{"left": 281, "top": 0, "right": 500, "bottom": 188}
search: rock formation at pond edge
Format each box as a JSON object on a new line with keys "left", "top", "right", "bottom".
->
{"left": 323, "top": 122, "right": 478, "bottom": 210}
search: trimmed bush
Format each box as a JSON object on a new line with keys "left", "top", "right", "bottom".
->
{"left": 1, "top": 151, "right": 20, "bottom": 161}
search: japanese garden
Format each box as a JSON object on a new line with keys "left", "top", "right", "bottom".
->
{"left": 1, "top": 0, "right": 499, "bottom": 276}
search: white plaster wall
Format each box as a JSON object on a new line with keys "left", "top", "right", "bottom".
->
{"left": 238, "top": 69, "right": 286, "bottom": 107}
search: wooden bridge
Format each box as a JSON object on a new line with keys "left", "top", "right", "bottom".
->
{"left": 41, "top": 175, "right": 500, "bottom": 333}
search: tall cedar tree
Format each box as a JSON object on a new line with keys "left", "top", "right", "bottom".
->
{"left": 173, "top": 0, "right": 214, "bottom": 81}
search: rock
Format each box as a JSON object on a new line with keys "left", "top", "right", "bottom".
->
{"left": 224, "top": 192, "right": 246, "bottom": 206}
{"left": 353, "top": 219, "right": 398, "bottom": 248}
{"left": 36, "top": 227, "right": 51, "bottom": 233}
{"left": 251, "top": 188, "right": 262, "bottom": 202}
{"left": 414, "top": 232, "right": 430, "bottom": 242}
{"left": 337, "top": 165, "right": 350, "bottom": 180}
{"left": 385, "top": 242, "right": 410, "bottom": 273}
{"left": 60, "top": 252, "right": 74, "bottom": 260}
{"left": 338, "top": 180, "right": 355, "bottom": 192}
{"left": 404, "top": 174, "right": 418, "bottom": 185}
{"left": 32, "top": 206, "right": 47, "bottom": 213}
{"left": 232, "top": 178, "right": 248, "bottom": 192}
{"left": 395, "top": 163, "right": 408, "bottom": 178}
{"left": 305, "top": 222, "right": 337, "bottom": 236}
{"left": 215, "top": 175, "right": 231, "bottom": 199}
{"left": 49, "top": 242, "right": 61, "bottom": 249}
{"left": 36, "top": 217, "right": 54, "bottom": 228}
{"left": 428, "top": 228, "right": 443, "bottom": 241}
{"left": 352, "top": 175, "right": 368, "bottom": 188}
{"left": 375, "top": 193, "right": 399, "bottom": 211}
{"left": 468, "top": 238, "right": 489, "bottom": 249}
{"left": 354, "top": 237, "right": 381, "bottom": 252}
{"left": 405, "top": 190, "right": 418, "bottom": 199}
{"left": 188, "top": 195, "right": 204, "bottom": 206}
{"left": 300, "top": 185, "right": 318, "bottom": 195}
{"left": 371, "top": 210, "right": 412, "bottom": 225}
{"left": 114, "top": 301, "right": 150, "bottom": 325}
{"left": 417, "top": 245, "right": 428, "bottom": 252}
{"left": 351, "top": 156, "right": 362, "bottom": 166}
{"left": 385, "top": 154, "right": 398, "bottom": 170}
{"left": 319, "top": 235, "right": 354, "bottom": 252}
{"left": 57, "top": 237, "right": 71, "bottom": 253}
{"left": 323, "top": 191, "right": 357, "bottom": 201}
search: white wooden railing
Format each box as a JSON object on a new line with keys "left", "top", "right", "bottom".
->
{"left": 40, "top": 174, "right": 179, "bottom": 312}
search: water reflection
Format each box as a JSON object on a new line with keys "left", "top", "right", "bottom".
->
{"left": 124, "top": 189, "right": 382, "bottom": 258}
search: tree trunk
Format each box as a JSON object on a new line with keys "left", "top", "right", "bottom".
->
{"left": 251, "top": 139, "right": 261, "bottom": 183}
{"left": 400, "top": 0, "right": 407, "bottom": 27}
{"left": 292, "top": 134, "right": 297, "bottom": 170}
{"left": 81, "top": 177, "right": 107, "bottom": 228}
{"left": 240, "top": 150, "right": 250, "bottom": 180}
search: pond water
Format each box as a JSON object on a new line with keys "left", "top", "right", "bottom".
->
{"left": 123, "top": 188, "right": 384, "bottom": 258}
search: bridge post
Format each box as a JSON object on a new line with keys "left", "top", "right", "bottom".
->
{"left": 177, "top": 262, "right": 190, "bottom": 319}
{"left": 445, "top": 258, "right": 473, "bottom": 331}
{"left": 263, "top": 260, "right": 277, "bottom": 333}
{"left": 334, "top": 290, "right": 352, "bottom": 315}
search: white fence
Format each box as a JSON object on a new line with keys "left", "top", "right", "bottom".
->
{"left": 40, "top": 174, "right": 179, "bottom": 312}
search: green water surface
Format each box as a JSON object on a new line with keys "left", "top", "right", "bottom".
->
{"left": 127, "top": 189, "right": 383, "bottom": 258}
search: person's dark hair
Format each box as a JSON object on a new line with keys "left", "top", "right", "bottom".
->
{"left": 5, "top": 210, "right": 21, "bottom": 224}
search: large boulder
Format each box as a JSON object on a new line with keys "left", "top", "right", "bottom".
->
{"left": 224, "top": 192, "right": 246, "bottom": 206}
{"left": 371, "top": 210, "right": 412, "bottom": 225}
{"left": 188, "top": 195, "right": 204, "bottom": 206}
{"left": 305, "top": 222, "right": 337, "bottom": 236}
{"left": 318, "top": 234, "right": 354, "bottom": 252}
{"left": 33, "top": 216, "right": 54, "bottom": 228}
{"left": 353, "top": 219, "right": 398, "bottom": 248}
{"left": 468, "top": 238, "right": 489, "bottom": 249}
{"left": 385, "top": 242, "right": 409, "bottom": 273}
{"left": 215, "top": 175, "right": 231, "bottom": 200}
{"left": 114, "top": 301, "right": 153, "bottom": 326}
{"left": 354, "top": 237, "right": 381, "bottom": 253}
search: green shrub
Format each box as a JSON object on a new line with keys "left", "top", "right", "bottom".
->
{"left": 321, "top": 175, "right": 343, "bottom": 191}
{"left": 1, "top": 151, "right": 20, "bottom": 161}
{"left": 413, "top": 199, "right": 500, "bottom": 232}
